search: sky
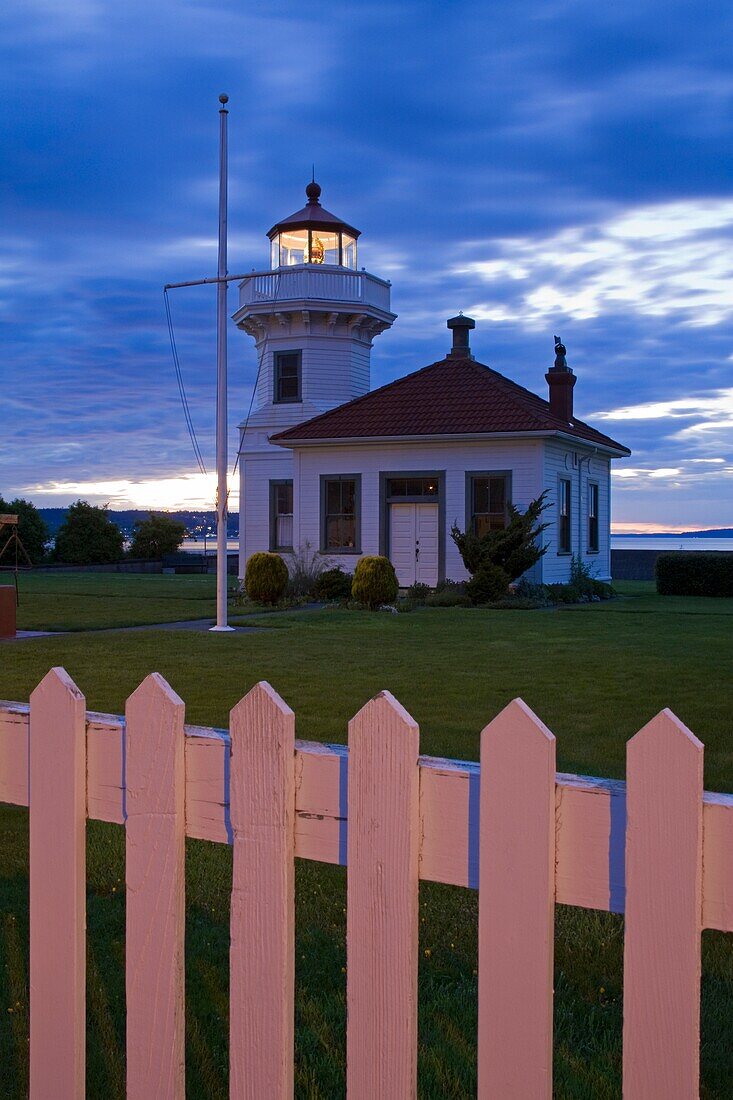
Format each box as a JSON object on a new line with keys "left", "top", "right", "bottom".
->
{"left": 1, "top": 0, "right": 732, "bottom": 531}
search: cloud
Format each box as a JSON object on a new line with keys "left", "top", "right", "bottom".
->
{"left": 21, "top": 473, "right": 237, "bottom": 511}
{"left": 456, "top": 199, "right": 733, "bottom": 326}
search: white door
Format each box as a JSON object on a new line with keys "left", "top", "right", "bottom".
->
{"left": 390, "top": 503, "right": 439, "bottom": 587}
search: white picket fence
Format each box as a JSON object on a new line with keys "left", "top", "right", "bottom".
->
{"left": 0, "top": 667, "right": 732, "bottom": 1098}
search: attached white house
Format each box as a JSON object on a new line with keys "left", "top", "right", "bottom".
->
{"left": 235, "top": 182, "right": 630, "bottom": 586}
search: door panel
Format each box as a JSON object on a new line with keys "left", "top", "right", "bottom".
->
{"left": 415, "top": 503, "right": 439, "bottom": 587}
{"left": 389, "top": 503, "right": 416, "bottom": 587}
{"left": 389, "top": 502, "right": 439, "bottom": 588}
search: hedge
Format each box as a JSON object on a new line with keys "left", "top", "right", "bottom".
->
{"left": 655, "top": 551, "right": 733, "bottom": 597}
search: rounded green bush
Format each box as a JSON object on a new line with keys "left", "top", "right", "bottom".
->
{"left": 351, "top": 555, "right": 399, "bottom": 609}
{"left": 315, "top": 566, "right": 353, "bottom": 601}
{"left": 245, "top": 551, "right": 289, "bottom": 605}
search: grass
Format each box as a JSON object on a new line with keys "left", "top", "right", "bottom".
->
{"left": 0, "top": 574, "right": 732, "bottom": 1096}
{"left": 5, "top": 570, "right": 231, "bottom": 631}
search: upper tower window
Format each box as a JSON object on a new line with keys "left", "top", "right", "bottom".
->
{"left": 267, "top": 181, "right": 360, "bottom": 270}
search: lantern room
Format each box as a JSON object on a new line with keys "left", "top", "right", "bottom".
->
{"left": 267, "top": 181, "right": 360, "bottom": 270}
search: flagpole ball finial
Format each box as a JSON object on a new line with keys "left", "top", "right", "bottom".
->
{"left": 219, "top": 93, "right": 229, "bottom": 105}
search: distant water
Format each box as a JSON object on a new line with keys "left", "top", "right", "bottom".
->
{"left": 611, "top": 537, "right": 733, "bottom": 551}
{"left": 177, "top": 537, "right": 733, "bottom": 553}
{"left": 180, "top": 539, "right": 239, "bottom": 554}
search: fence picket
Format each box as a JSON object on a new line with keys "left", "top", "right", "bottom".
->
{"left": 477, "top": 698, "right": 556, "bottom": 1098}
{"left": 125, "top": 674, "right": 186, "bottom": 1100}
{"left": 29, "top": 667, "right": 86, "bottom": 1100}
{"left": 623, "top": 710, "right": 703, "bottom": 1099}
{"left": 229, "top": 682, "right": 295, "bottom": 1100}
{"left": 346, "top": 692, "right": 420, "bottom": 1100}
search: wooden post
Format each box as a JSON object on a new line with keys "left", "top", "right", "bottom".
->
{"left": 623, "top": 710, "right": 703, "bottom": 1099}
{"left": 229, "top": 682, "right": 296, "bottom": 1100}
{"left": 29, "top": 667, "right": 86, "bottom": 1100}
{"left": 346, "top": 691, "right": 420, "bottom": 1100}
{"left": 125, "top": 674, "right": 186, "bottom": 1100}
{"left": 478, "top": 698, "right": 556, "bottom": 1099}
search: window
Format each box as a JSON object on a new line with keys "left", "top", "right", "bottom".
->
{"left": 270, "top": 481, "right": 293, "bottom": 551}
{"left": 588, "top": 482, "right": 599, "bottom": 553}
{"left": 558, "top": 478, "right": 571, "bottom": 553}
{"left": 469, "top": 473, "right": 509, "bottom": 535}
{"left": 387, "top": 477, "right": 438, "bottom": 499}
{"left": 274, "top": 351, "right": 301, "bottom": 403}
{"left": 322, "top": 476, "right": 360, "bottom": 552}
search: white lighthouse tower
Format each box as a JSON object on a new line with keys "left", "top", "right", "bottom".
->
{"left": 233, "top": 181, "right": 396, "bottom": 574}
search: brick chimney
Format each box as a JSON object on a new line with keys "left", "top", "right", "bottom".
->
{"left": 546, "top": 335, "right": 576, "bottom": 422}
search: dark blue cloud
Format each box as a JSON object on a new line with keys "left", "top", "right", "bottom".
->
{"left": 2, "top": 0, "right": 732, "bottom": 525}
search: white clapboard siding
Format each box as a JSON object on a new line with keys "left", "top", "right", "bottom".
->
{"left": 622, "top": 710, "right": 704, "bottom": 1099}
{"left": 346, "top": 692, "right": 420, "bottom": 1099}
{"left": 29, "top": 668, "right": 86, "bottom": 1100}
{"left": 2, "top": 701, "right": 732, "bottom": 931}
{"left": 229, "top": 683, "right": 296, "bottom": 1100}
{"left": 478, "top": 700, "right": 556, "bottom": 1098}
{"left": 125, "top": 674, "right": 186, "bottom": 1100}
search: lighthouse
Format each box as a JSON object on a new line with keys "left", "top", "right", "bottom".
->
{"left": 233, "top": 181, "right": 396, "bottom": 573}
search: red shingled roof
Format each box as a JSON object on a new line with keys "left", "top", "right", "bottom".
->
{"left": 270, "top": 356, "right": 630, "bottom": 453}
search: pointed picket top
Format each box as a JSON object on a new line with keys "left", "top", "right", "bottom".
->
{"left": 127, "top": 671, "right": 184, "bottom": 713}
{"left": 125, "top": 673, "right": 185, "bottom": 815}
{"left": 349, "top": 689, "right": 419, "bottom": 737}
{"left": 230, "top": 679, "right": 295, "bottom": 729}
{"left": 29, "top": 665, "right": 85, "bottom": 709}
{"left": 628, "top": 707, "right": 703, "bottom": 761}
{"left": 229, "top": 681, "right": 295, "bottom": 833}
{"left": 481, "top": 697, "right": 555, "bottom": 750}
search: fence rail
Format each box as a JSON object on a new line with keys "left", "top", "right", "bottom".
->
{"left": 1, "top": 669, "right": 732, "bottom": 1097}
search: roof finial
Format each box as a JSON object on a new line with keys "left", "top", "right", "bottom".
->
{"left": 305, "top": 175, "right": 322, "bottom": 204}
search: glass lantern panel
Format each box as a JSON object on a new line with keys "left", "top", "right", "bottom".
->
{"left": 309, "top": 230, "right": 339, "bottom": 265}
{"left": 279, "top": 229, "right": 309, "bottom": 266}
{"left": 270, "top": 237, "right": 280, "bottom": 269}
{"left": 341, "top": 234, "right": 357, "bottom": 269}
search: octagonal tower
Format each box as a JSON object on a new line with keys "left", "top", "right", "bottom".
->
{"left": 233, "top": 181, "right": 396, "bottom": 571}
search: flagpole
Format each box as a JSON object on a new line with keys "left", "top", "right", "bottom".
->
{"left": 210, "top": 93, "right": 234, "bottom": 631}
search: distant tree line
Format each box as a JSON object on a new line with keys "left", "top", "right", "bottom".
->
{"left": 0, "top": 496, "right": 186, "bottom": 566}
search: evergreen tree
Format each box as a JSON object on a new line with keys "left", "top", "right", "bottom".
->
{"left": 129, "top": 513, "right": 186, "bottom": 559}
{"left": 0, "top": 496, "right": 49, "bottom": 565}
{"left": 451, "top": 491, "right": 551, "bottom": 598}
{"left": 54, "top": 500, "right": 125, "bottom": 564}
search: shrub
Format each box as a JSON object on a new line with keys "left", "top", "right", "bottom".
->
{"left": 286, "top": 542, "right": 329, "bottom": 598}
{"left": 315, "top": 566, "right": 353, "bottom": 601}
{"left": 406, "top": 582, "right": 431, "bottom": 601}
{"left": 424, "top": 590, "right": 472, "bottom": 608}
{"left": 656, "top": 552, "right": 733, "bottom": 597}
{"left": 513, "top": 577, "right": 551, "bottom": 604}
{"left": 245, "top": 551, "right": 289, "bottom": 605}
{"left": 351, "top": 555, "right": 399, "bottom": 609}
{"left": 465, "top": 562, "right": 509, "bottom": 605}
{"left": 435, "top": 578, "right": 467, "bottom": 595}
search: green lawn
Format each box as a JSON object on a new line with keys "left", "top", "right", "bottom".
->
{"left": 5, "top": 570, "right": 230, "bottom": 631}
{"left": 0, "top": 576, "right": 732, "bottom": 1096}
